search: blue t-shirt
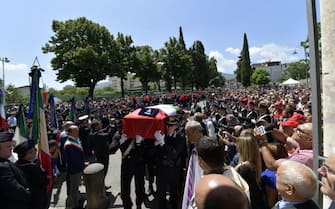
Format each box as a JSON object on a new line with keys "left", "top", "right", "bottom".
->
{"left": 261, "top": 168, "right": 276, "bottom": 190}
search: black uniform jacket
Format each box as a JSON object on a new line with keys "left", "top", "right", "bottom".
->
{"left": 0, "top": 157, "right": 31, "bottom": 209}
{"left": 16, "top": 159, "right": 50, "bottom": 209}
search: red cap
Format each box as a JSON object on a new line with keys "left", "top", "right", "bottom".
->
{"left": 280, "top": 119, "right": 298, "bottom": 128}
{"left": 275, "top": 101, "right": 284, "bottom": 106}
{"left": 290, "top": 113, "right": 305, "bottom": 122}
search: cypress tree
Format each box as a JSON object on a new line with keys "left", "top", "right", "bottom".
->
{"left": 240, "top": 33, "right": 253, "bottom": 87}
{"left": 178, "top": 26, "right": 186, "bottom": 50}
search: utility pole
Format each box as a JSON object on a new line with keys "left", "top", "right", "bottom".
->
{"left": 0, "top": 57, "right": 10, "bottom": 106}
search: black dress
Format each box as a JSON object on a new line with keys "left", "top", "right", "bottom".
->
{"left": 236, "top": 162, "right": 265, "bottom": 209}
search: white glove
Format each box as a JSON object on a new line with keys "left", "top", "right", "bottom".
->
{"left": 154, "top": 130, "right": 163, "bottom": 140}
{"left": 154, "top": 130, "right": 165, "bottom": 146}
{"left": 135, "top": 135, "right": 144, "bottom": 144}
{"left": 119, "top": 133, "right": 128, "bottom": 145}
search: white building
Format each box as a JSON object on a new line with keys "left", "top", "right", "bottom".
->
{"left": 16, "top": 85, "right": 31, "bottom": 97}
{"left": 251, "top": 61, "right": 288, "bottom": 82}
{"left": 109, "top": 72, "right": 142, "bottom": 91}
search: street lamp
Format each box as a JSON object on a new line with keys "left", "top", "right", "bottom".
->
{"left": 0, "top": 57, "right": 10, "bottom": 105}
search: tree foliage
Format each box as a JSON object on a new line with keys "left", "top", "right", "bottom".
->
{"left": 6, "top": 84, "right": 26, "bottom": 104}
{"left": 208, "top": 57, "right": 220, "bottom": 82}
{"left": 42, "top": 17, "right": 116, "bottom": 98}
{"left": 281, "top": 61, "right": 309, "bottom": 81}
{"left": 112, "top": 32, "right": 136, "bottom": 98}
{"left": 239, "top": 33, "right": 253, "bottom": 87}
{"left": 251, "top": 69, "right": 270, "bottom": 86}
{"left": 190, "top": 40, "right": 209, "bottom": 90}
{"left": 134, "top": 45, "right": 159, "bottom": 94}
{"left": 42, "top": 18, "right": 220, "bottom": 94}
{"left": 300, "top": 22, "right": 321, "bottom": 61}
{"left": 161, "top": 37, "right": 183, "bottom": 91}
{"left": 209, "top": 74, "right": 225, "bottom": 87}
{"left": 177, "top": 27, "right": 193, "bottom": 91}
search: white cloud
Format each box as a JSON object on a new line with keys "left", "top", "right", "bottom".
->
{"left": 5, "top": 63, "right": 30, "bottom": 72}
{"left": 249, "top": 43, "right": 302, "bottom": 63}
{"left": 224, "top": 43, "right": 303, "bottom": 64}
{"left": 209, "top": 51, "right": 236, "bottom": 74}
{"left": 2, "top": 63, "right": 30, "bottom": 87}
{"left": 225, "top": 47, "right": 240, "bottom": 56}
{"left": 3, "top": 62, "right": 72, "bottom": 90}
{"left": 209, "top": 43, "right": 304, "bottom": 75}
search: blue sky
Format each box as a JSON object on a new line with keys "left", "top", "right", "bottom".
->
{"left": 0, "top": 0, "right": 319, "bottom": 90}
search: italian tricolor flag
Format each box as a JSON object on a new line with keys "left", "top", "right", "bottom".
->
{"left": 0, "top": 90, "right": 7, "bottom": 131}
{"left": 29, "top": 67, "right": 53, "bottom": 192}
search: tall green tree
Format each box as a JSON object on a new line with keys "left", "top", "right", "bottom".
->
{"left": 161, "top": 37, "right": 182, "bottom": 91}
{"left": 240, "top": 33, "right": 253, "bottom": 87}
{"left": 190, "top": 40, "right": 209, "bottom": 90}
{"left": 178, "top": 26, "right": 186, "bottom": 50}
{"left": 112, "top": 32, "right": 136, "bottom": 98}
{"left": 134, "top": 45, "right": 159, "bottom": 95}
{"left": 251, "top": 69, "right": 270, "bottom": 86}
{"left": 42, "top": 17, "right": 116, "bottom": 98}
{"left": 208, "top": 57, "right": 220, "bottom": 81}
{"left": 177, "top": 26, "right": 192, "bottom": 91}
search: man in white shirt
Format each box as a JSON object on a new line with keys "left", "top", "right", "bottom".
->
{"left": 182, "top": 120, "right": 204, "bottom": 209}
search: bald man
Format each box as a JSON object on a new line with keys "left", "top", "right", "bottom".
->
{"left": 273, "top": 160, "right": 319, "bottom": 209}
{"left": 195, "top": 174, "right": 249, "bottom": 209}
{"left": 64, "top": 125, "right": 85, "bottom": 209}
{"left": 182, "top": 120, "right": 204, "bottom": 209}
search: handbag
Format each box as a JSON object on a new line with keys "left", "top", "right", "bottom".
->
{"left": 223, "top": 166, "right": 250, "bottom": 201}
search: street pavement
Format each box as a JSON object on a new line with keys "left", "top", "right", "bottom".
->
{"left": 49, "top": 150, "right": 158, "bottom": 209}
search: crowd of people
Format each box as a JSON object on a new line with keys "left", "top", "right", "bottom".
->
{"left": 0, "top": 86, "right": 335, "bottom": 209}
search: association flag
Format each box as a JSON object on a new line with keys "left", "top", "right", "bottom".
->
{"left": 13, "top": 104, "right": 28, "bottom": 145}
{"left": 48, "top": 94, "right": 58, "bottom": 130}
{"left": 29, "top": 66, "right": 53, "bottom": 192}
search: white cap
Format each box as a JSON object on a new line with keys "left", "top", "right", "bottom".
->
{"left": 78, "top": 115, "right": 89, "bottom": 121}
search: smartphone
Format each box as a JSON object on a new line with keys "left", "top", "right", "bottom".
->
{"left": 258, "top": 125, "right": 266, "bottom": 136}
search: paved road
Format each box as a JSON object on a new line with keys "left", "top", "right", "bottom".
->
{"left": 49, "top": 150, "right": 158, "bottom": 209}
